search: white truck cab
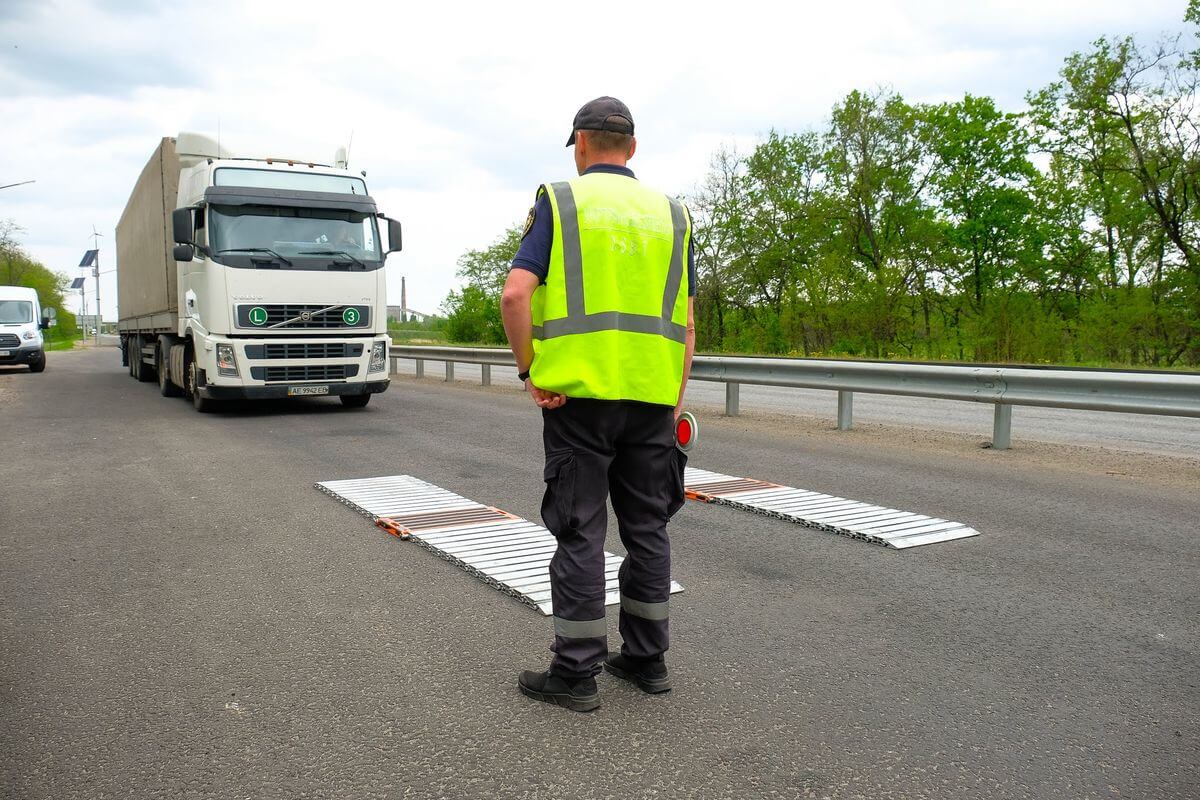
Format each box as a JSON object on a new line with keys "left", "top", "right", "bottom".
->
{"left": 117, "top": 134, "right": 400, "bottom": 411}
{"left": 0, "top": 285, "right": 56, "bottom": 373}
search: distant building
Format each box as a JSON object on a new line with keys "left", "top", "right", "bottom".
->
{"left": 386, "top": 276, "right": 433, "bottom": 323}
{"left": 387, "top": 306, "right": 432, "bottom": 324}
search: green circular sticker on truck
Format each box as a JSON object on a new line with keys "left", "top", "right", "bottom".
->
{"left": 248, "top": 306, "right": 268, "bottom": 326}
{"left": 343, "top": 307, "right": 361, "bottom": 325}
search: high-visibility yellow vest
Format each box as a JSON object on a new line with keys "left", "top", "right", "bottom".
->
{"left": 530, "top": 172, "right": 691, "bottom": 406}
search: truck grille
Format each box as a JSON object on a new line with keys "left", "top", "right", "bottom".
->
{"left": 250, "top": 364, "right": 360, "bottom": 382}
{"left": 243, "top": 343, "right": 363, "bottom": 360}
{"left": 0, "top": 334, "right": 20, "bottom": 348}
{"left": 235, "top": 304, "right": 370, "bottom": 329}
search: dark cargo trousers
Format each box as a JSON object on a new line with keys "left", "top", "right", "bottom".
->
{"left": 540, "top": 398, "right": 687, "bottom": 680}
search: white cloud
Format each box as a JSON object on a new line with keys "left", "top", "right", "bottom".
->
{"left": 0, "top": 0, "right": 1191, "bottom": 317}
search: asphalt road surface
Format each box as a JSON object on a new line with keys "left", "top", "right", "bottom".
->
{"left": 2, "top": 349, "right": 1198, "bottom": 799}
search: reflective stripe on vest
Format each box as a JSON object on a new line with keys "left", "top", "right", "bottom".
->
{"left": 531, "top": 181, "right": 689, "bottom": 345}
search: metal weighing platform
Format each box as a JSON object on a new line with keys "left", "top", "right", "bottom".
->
{"left": 316, "top": 474, "right": 683, "bottom": 615}
{"left": 684, "top": 467, "right": 979, "bottom": 549}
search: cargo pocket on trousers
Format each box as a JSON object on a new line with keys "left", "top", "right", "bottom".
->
{"left": 542, "top": 449, "right": 577, "bottom": 536}
{"left": 667, "top": 448, "right": 688, "bottom": 517}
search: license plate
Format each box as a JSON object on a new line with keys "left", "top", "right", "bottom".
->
{"left": 288, "top": 385, "right": 329, "bottom": 396}
{"left": 0, "top": 350, "right": 10, "bottom": 357}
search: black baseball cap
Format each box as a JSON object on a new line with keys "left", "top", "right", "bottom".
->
{"left": 566, "top": 96, "right": 635, "bottom": 146}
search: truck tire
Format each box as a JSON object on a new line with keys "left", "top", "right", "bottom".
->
{"left": 340, "top": 394, "right": 371, "bottom": 409}
{"left": 28, "top": 351, "right": 46, "bottom": 373}
{"left": 125, "top": 337, "right": 136, "bottom": 377}
{"left": 158, "top": 337, "right": 181, "bottom": 397}
{"left": 185, "top": 346, "right": 214, "bottom": 412}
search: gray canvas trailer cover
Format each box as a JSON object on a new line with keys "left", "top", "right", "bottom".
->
{"left": 116, "top": 137, "right": 179, "bottom": 333}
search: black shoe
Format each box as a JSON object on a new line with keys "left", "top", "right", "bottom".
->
{"left": 603, "top": 653, "right": 671, "bottom": 694}
{"left": 518, "top": 670, "right": 600, "bottom": 712}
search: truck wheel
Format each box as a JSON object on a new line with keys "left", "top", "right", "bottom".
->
{"left": 186, "top": 348, "right": 213, "bottom": 412}
{"left": 28, "top": 351, "right": 46, "bottom": 373}
{"left": 158, "top": 338, "right": 181, "bottom": 397}
{"left": 340, "top": 394, "right": 371, "bottom": 409}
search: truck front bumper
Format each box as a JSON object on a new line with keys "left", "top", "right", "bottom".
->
{"left": 199, "top": 379, "right": 390, "bottom": 400}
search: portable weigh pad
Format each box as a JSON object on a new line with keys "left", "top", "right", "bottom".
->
{"left": 316, "top": 474, "right": 684, "bottom": 615}
{"left": 684, "top": 467, "right": 979, "bottom": 549}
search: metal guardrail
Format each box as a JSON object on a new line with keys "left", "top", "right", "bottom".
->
{"left": 388, "top": 345, "right": 1200, "bottom": 450}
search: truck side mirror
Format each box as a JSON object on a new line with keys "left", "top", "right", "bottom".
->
{"left": 40, "top": 307, "right": 57, "bottom": 329}
{"left": 172, "top": 207, "right": 194, "bottom": 245}
{"left": 386, "top": 217, "right": 402, "bottom": 253}
{"left": 173, "top": 244, "right": 194, "bottom": 262}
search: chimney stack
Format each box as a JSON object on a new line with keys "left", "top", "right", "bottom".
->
{"left": 401, "top": 276, "right": 407, "bottom": 322}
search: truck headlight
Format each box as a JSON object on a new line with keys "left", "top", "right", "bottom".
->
{"left": 23, "top": 330, "right": 36, "bottom": 340}
{"left": 369, "top": 341, "right": 386, "bottom": 373}
{"left": 216, "top": 343, "right": 239, "bottom": 376}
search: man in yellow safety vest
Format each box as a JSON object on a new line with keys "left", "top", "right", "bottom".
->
{"left": 501, "top": 97, "right": 696, "bottom": 712}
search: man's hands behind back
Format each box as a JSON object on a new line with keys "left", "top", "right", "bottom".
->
{"left": 526, "top": 379, "right": 567, "bottom": 410}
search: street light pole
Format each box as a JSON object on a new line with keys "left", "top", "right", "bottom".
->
{"left": 91, "top": 227, "right": 102, "bottom": 345}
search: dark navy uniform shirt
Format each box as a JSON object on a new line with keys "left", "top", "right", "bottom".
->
{"left": 510, "top": 163, "right": 696, "bottom": 296}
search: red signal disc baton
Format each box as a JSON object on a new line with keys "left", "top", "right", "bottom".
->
{"left": 675, "top": 411, "right": 698, "bottom": 453}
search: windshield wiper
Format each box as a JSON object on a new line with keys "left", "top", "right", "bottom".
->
{"left": 216, "top": 247, "right": 293, "bottom": 266}
{"left": 300, "top": 249, "right": 367, "bottom": 269}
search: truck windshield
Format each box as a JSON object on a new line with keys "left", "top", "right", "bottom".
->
{"left": 0, "top": 300, "right": 33, "bottom": 324}
{"left": 209, "top": 205, "right": 382, "bottom": 270}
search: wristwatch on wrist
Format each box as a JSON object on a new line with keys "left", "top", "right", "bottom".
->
{"left": 518, "top": 369, "right": 531, "bottom": 382}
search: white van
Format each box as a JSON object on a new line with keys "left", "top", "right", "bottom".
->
{"left": 0, "top": 285, "right": 56, "bottom": 373}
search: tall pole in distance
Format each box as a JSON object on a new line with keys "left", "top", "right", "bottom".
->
{"left": 91, "top": 227, "right": 102, "bottom": 344}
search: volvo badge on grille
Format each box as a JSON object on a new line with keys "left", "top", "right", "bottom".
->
{"left": 299, "top": 311, "right": 313, "bottom": 322}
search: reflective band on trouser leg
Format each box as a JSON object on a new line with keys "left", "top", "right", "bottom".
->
{"left": 553, "top": 616, "right": 607, "bottom": 639}
{"left": 620, "top": 595, "right": 669, "bottom": 621}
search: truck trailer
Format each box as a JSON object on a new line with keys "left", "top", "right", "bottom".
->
{"left": 116, "top": 133, "right": 400, "bottom": 411}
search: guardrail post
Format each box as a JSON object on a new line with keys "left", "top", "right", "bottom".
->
{"left": 481, "top": 364, "right": 491, "bottom": 386}
{"left": 445, "top": 361, "right": 454, "bottom": 382}
{"left": 725, "top": 382, "right": 740, "bottom": 416}
{"left": 992, "top": 404, "right": 1012, "bottom": 450}
{"left": 837, "top": 390, "right": 853, "bottom": 430}
{"left": 389, "top": 355, "right": 397, "bottom": 375}
{"left": 415, "top": 359, "right": 424, "bottom": 378}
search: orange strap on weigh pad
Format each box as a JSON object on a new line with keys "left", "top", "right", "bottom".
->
{"left": 375, "top": 506, "right": 520, "bottom": 541}
{"left": 374, "top": 518, "right": 411, "bottom": 539}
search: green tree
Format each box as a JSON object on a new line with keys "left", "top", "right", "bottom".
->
{"left": 824, "top": 89, "right": 935, "bottom": 356}
{"left": 735, "top": 131, "right": 830, "bottom": 353}
{"left": 441, "top": 225, "right": 522, "bottom": 344}
{"left": 1030, "top": 34, "right": 1200, "bottom": 364}
{"left": 1, "top": 220, "right": 77, "bottom": 338}
{"left": 441, "top": 285, "right": 504, "bottom": 344}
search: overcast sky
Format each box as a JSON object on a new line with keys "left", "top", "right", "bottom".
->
{"left": 0, "top": 0, "right": 1192, "bottom": 320}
